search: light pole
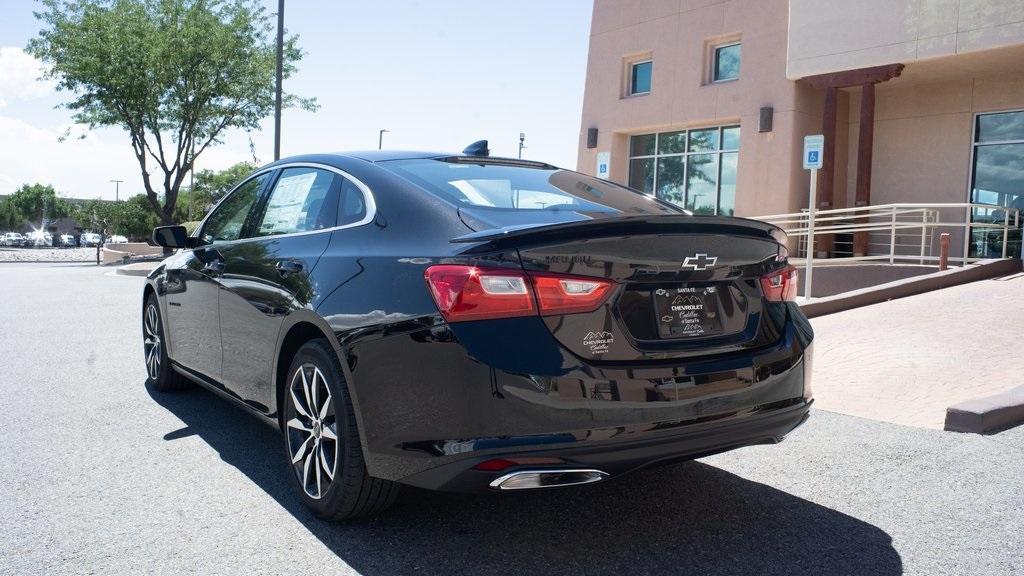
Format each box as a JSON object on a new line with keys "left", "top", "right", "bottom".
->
{"left": 110, "top": 179, "right": 123, "bottom": 202}
{"left": 378, "top": 129, "right": 389, "bottom": 150}
{"left": 518, "top": 132, "right": 526, "bottom": 159}
{"left": 273, "top": 0, "right": 284, "bottom": 161}
{"left": 187, "top": 139, "right": 195, "bottom": 221}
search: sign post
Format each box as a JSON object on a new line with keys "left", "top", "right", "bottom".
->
{"left": 802, "top": 135, "right": 824, "bottom": 299}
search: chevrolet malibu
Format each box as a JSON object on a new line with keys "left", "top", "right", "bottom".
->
{"left": 143, "top": 143, "right": 813, "bottom": 520}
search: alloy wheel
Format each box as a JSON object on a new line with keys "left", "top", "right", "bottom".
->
{"left": 286, "top": 363, "right": 338, "bottom": 499}
{"left": 143, "top": 304, "right": 162, "bottom": 380}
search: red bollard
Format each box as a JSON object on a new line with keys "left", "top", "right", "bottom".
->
{"left": 939, "top": 233, "right": 950, "bottom": 270}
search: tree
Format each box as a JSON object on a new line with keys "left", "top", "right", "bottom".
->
{"left": 0, "top": 199, "right": 21, "bottom": 230}
{"left": 28, "top": 0, "right": 316, "bottom": 229}
{"left": 116, "top": 194, "right": 163, "bottom": 239}
{"left": 71, "top": 194, "right": 161, "bottom": 240}
{"left": 174, "top": 161, "right": 256, "bottom": 222}
{"left": 71, "top": 199, "right": 116, "bottom": 235}
{"left": 6, "top": 183, "right": 71, "bottom": 226}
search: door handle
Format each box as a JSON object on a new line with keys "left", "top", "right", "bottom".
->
{"left": 276, "top": 260, "right": 304, "bottom": 276}
{"left": 202, "top": 260, "right": 225, "bottom": 275}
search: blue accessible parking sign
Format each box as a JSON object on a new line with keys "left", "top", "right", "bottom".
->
{"left": 803, "top": 135, "right": 824, "bottom": 170}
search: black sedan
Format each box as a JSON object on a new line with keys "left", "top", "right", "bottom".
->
{"left": 144, "top": 142, "right": 813, "bottom": 520}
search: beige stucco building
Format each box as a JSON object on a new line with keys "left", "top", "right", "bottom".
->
{"left": 577, "top": 0, "right": 1024, "bottom": 258}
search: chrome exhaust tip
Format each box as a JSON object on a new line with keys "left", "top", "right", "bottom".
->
{"left": 489, "top": 469, "right": 609, "bottom": 490}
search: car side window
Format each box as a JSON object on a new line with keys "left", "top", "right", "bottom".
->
{"left": 200, "top": 173, "right": 269, "bottom": 243}
{"left": 253, "top": 167, "right": 340, "bottom": 237}
{"left": 338, "top": 177, "right": 367, "bottom": 226}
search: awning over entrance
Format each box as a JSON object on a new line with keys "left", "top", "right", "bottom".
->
{"left": 802, "top": 63, "right": 905, "bottom": 256}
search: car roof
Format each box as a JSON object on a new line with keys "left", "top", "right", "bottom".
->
{"left": 261, "top": 151, "right": 447, "bottom": 170}
{"left": 261, "top": 150, "right": 552, "bottom": 169}
{"left": 343, "top": 150, "right": 452, "bottom": 162}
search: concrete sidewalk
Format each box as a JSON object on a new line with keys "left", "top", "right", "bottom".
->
{"left": 809, "top": 272, "right": 1024, "bottom": 430}
{"left": 116, "top": 261, "right": 159, "bottom": 276}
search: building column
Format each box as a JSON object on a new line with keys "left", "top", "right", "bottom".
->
{"left": 816, "top": 86, "right": 838, "bottom": 257}
{"left": 802, "top": 63, "right": 904, "bottom": 259}
{"left": 854, "top": 82, "right": 876, "bottom": 256}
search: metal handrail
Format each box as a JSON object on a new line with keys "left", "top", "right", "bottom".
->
{"left": 752, "top": 202, "right": 1020, "bottom": 297}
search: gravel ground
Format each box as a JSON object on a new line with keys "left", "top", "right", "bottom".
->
{"left": 1, "top": 263, "right": 1021, "bottom": 576}
{"left": 0, "top": 246, "right": 98, "bottom": 262}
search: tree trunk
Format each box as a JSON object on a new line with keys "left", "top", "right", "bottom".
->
{"left": 161, "top": 207, "right": 175, "bottom": 256}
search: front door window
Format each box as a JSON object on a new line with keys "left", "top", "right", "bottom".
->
{"left": 200, "top": 173, "right": 270, "bottom": 244}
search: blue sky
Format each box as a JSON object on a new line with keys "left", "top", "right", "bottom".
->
{"left": 0, "top": 0, "right": 593, "bottom": 199}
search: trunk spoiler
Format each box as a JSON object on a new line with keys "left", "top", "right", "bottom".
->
{"left": 451, "top": 215, "right": 787, "bottom": 247}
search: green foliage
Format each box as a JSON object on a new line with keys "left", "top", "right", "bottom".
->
{"left": 70, "top": 199, "right": 114, "bottom": 235}
{"left": 28, "top": 0, "right": 315, "bottom": 225}
{"left": 71, "top": 194, "right": 161, "bottom": 240}
{"left": 4, "top": 183, "right": 71, "bottom": 227}
{"left": 119, "top": 194, "right": 163, "bottom": 239}
{"left": 195, "top": 161, "right": 257, "bottom": 204}
{"left": 175, "top": 161, "right": 255, "bottom": 222}
{"left": 0, "top": 199, "right": 21, "bottom": 230}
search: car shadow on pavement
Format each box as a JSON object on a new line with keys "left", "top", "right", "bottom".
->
{"left": 149, "top": 383, "right": 902, "bottom": 576}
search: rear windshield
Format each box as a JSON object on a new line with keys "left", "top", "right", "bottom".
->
{"left": 382, "top": 158, "right": 684, "bottom": 216}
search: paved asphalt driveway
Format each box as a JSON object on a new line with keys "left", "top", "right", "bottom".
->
{"left": 1, "top": 263, "right": 1021, "bottom": 576}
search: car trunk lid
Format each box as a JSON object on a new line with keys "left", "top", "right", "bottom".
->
{"left": 453, "top": 215, "right": 788, "bottom": 362}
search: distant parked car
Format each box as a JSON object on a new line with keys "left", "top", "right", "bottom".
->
{"left": 1, "top": 232, "right": 27, "bottom": 247}
{"left": 80, "top": 233, "right": 102, "bottom": 247}
{"left": 25, "top": 231, "right": 53, "bottom": 248}
{"left": 59, "top": 234, "right": 77, "bottom": 247}
{"left": 107, "top": 235, "right": 129, "bottom": 244}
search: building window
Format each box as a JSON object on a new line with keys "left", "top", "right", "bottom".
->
{"left": 969, "top": 110, "right": 1024, "bottom": 258}
{"left": 712, "top": 43, "right": 740, "bottom": 82}
{"left": 630, "top": 60, "right": 652, "bottom": 95}
{"left": 628, "top": 126, "right": 740, "bottom": 215}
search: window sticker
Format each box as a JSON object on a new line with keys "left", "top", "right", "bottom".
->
{"left": 261, "top": 171, "right": 318, "bottom": 235}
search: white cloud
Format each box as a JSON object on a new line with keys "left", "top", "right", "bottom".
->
{"left": 0, "top": 47, "right": 55, "bottom": 108}
{"left": 0, "top": 115, "right": 261, "bottom": 200}
{"left": 0, "top": 116, "right": 140, "bottom": 198}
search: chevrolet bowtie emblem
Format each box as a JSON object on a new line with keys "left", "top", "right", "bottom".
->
{"left": 681, "top": 253, "right": 717, "bottom": 271}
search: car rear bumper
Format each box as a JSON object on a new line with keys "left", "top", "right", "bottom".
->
{"left": 397, "top": 397, "right": 811, "bottom": 492}
{"left": 340, "top": 305, "right": 813, "bottom": 492}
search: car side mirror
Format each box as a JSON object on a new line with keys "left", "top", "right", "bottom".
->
{"left": 152, "top": 225, "right": 204, "bottom": 249}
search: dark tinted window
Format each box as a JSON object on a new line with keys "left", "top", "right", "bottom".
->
{"left": 383, "top": 159, "right": 684, "bottom": 216}
{"left": 254, "top": 167, "right": 340, "bottom": 237}
{"left": 976, "top": 110, "right": 1024, "bottom": 143}
{"left": 201, "top": 173, "right": 269, "bottom": 242}
{"left": 714, "top": 43, "right": 740, "bottom": 81}
{"left": 631, "top": 61, "right": 652, "bottom": 94}
{"left": 337, "top": 177, "right": 367, "bottom": 226}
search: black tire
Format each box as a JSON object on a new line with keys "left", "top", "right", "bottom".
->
{"left": 282, "top": 338, "right": 400, "bottom": 520}
{"left": 143, "top": 295, "right": 189, "bottom": 391}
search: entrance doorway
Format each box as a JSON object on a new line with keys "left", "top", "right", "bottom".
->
{"left": 970, "top": 109, "right": 1024, "bottom": 258}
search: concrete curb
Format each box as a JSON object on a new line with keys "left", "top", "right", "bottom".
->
{"left": 799, "top": 258, "right": 1022, "bottom": 318}
{"left": 944, "top": 385, "right": 1024, "bottom": 434}
{"left": 116, "top": 263, "right": 158, "bottom": 277}
{"left": 0, "top": 260, "right": 96, "bottom": 264}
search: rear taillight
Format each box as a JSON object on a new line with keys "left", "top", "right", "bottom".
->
{"left": 531, "top": 274, "right": 615, "bottom": 316}
{"left": 424, "top": 265, "right": 615, "bottom": 323}
{"left": 423, "top": 265, "right": 535, "bottom": 322}
{"left": 760, "top": 265, "right": 799, "bottom": 302}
